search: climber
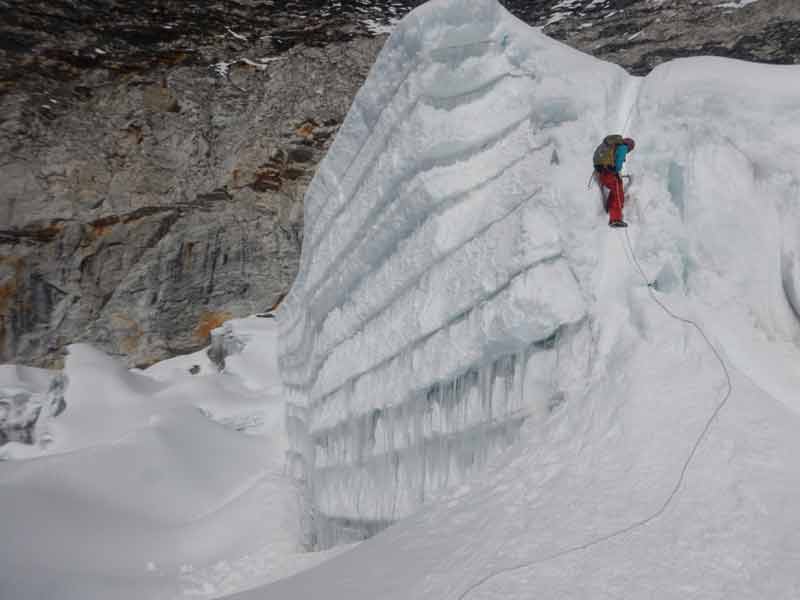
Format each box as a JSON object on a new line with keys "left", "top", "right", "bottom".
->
{"left": 593, "top": 135, "right": 635, "bottom": 228}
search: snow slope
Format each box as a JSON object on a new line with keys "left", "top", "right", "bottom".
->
{"left": 0, "top": 318, "right": 341, "bottom": 600}
{"left": 262, "top": 0, "right": 800, "bottom": 597}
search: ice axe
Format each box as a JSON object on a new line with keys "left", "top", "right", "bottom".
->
{"left": 621, "top": 174, "right": 633, "bottom": 189}
{"left": 587, "top": 172, "right": 634, "bottom": 190}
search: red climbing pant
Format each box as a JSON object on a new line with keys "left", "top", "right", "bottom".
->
{"left": 598, "top": 170, "right": 624, "bottom": 223}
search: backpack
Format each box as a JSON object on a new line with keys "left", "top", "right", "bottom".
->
{"left": 593, "top": 134, "right": 624, "bottom": 169}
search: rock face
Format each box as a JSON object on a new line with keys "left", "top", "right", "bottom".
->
{"left": 526, "top": 0, "right": 800, "bottom": 75}
{"left": 1, "top": 0, "right": 799, "bottom": 367}
{"left": 1, "top": 2, "right": 384, "bottom": 367}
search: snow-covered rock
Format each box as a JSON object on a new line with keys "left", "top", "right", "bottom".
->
{"left": 0, "top": 365, "right": 62, "bottom": 453}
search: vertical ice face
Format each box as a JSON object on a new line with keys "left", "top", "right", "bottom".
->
{"left": 274, "top": 0, "right": 624, "bottom": 548}
{"left": 279, "top": 0, "right": 800, "bottom": 558}
{"left": 235, "top": 24, "right": 800, "bottom": 596}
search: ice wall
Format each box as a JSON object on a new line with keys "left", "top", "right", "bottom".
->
{"left": 279, "top": 0, "right": 800, "bottom": 550}
{"left": 245, "top": 17, "right": 800, "bottom": 594}
{"left": 277, "top": 0, "right": 629, "bottom": 548}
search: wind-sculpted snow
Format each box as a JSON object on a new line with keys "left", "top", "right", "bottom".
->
{"left": 0, "top": 318, "right": 330, "bottom": 600}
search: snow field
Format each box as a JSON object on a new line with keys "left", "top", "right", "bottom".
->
{"left": 0, "top": 318, "right": 316, "bottom": 600}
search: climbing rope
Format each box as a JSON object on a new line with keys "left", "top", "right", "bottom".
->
{"left": 455, "top": 228, "right": 733, "bottom": 600}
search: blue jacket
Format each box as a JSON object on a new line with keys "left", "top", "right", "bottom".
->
{"left": 614, "top": 144, "right": 629, "bottom": 173}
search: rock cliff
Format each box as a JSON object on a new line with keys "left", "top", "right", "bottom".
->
{"left": 1, "top": 0, "right": 384, "bottom": 366}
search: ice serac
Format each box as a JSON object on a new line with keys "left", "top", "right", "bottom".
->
{"left": 276, "top": 0, "right": 624, "bottom": 548}
{"left": 241, "top": 0, "right": 800, "bottom": 594}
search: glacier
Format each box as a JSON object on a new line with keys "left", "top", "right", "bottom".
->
{"left": 278, "top": 0, "right": 603, "bottom": 547}
{"left": 1, "top": 0, "right": 800, "bottom": 598}
{"left": 276, "top": 0, "right": 800, "bottom": 551}
{"left": 264, "top": 0, "right": 800, "bottom": 596}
